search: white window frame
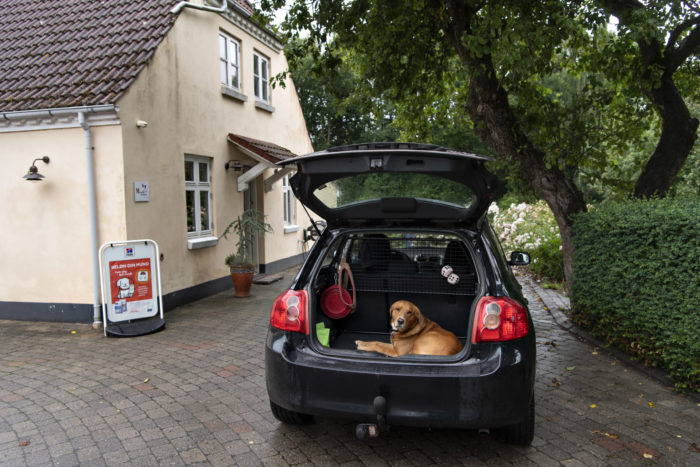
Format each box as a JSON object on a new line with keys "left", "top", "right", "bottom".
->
{"left": 253, "top": 51, "right": 270, "bottom": 103}
{"left": 185, "top": 156, "right": 213, "bottom": 238}
{"left": 282, "top": 174, "right": 297, "bottom": 232}
{"left": 219, "top": 31, "right": 240, "bottom": 89}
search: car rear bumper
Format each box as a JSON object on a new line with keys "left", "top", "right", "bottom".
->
{"left": 265, "top": 330, "right": 535, "bottom": 429}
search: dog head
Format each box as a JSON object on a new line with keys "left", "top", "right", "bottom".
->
{"left": 389, "top": 300, "right": 425, "bottom": 334}
{"left": 116, "top": 278, "right": 130, "bottom": 290}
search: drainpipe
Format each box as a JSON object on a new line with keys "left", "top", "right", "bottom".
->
{"left": 171, "top": 0, "right": 227, "bottom": 15}
{"left": 79, "top": 112, "right": 102, "bottom": 328}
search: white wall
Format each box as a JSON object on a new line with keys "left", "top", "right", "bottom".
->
{"left": 0, "top": 124, "right": 127, "bottom": 303}
{"left": 116, "top": 7, "right": 313, "bottom": 294}
{"left": 0, "top": 7, "right": 313, "bottom": 310}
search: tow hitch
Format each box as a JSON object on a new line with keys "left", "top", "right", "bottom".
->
{"left": 355, "top": 396, "right": 388, "bottom": 439}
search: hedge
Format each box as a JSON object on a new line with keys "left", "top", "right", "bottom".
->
{"left": 571, "top": 197, "right": 700, "bottom": 392}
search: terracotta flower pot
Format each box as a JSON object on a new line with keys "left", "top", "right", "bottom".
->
{"left": 230, "top": 266, "right": 255, "bottom": 298}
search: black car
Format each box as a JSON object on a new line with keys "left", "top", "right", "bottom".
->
{"left": 265, "top": 143, "right": 535, "bottom": 445}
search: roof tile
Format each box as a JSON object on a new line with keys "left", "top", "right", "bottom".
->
{"left": 1, "top": 0, "right": 258, "bottom": 112}
{"left": 0, "top": 0, "right": 180, "bottom": 112}
{"left": 228, "top": 133, "right": 298, "bottom": 162}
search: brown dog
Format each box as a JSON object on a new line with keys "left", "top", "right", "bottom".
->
{"left": 355, "top": 300, "right": 463, "bottom": 356}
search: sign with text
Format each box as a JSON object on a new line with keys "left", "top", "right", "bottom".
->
{"left": 100, "top": 241, "right": 160, "bottom": 322}
{"left": 134, "top": 181, "right": 150, "bottom": 202}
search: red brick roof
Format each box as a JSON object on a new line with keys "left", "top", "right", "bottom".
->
{"left": 228, "top": 133, "right": 297, "bottom": 162}
{"left": 0, "top": 0, "right": 181, "bottom": 112}
{"left": 0, "top": 0, "right": 257, "bottom": 113}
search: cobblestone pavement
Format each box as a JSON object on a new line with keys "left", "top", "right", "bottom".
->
{"left": 1, "top": 269, "right": 698, "bottom": 466}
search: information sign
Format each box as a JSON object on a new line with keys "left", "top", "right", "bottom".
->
{"left": 99, "top": 239, "right": 164, "bottom": 336}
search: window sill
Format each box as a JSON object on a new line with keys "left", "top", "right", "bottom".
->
{"left": 255, "top": 100, "right": 275, "bottom": 113}
{"left": 284, "top": 225, "right": 299, "bottom": 234}
{"left": 187, "top": 236, "right": 219, "bottom": 250}
{"left": 221, "top": 85, "right": 248, "bottom": 102}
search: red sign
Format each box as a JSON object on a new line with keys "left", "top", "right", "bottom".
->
{"left": 108, "top": 258, "right": 154, "bottom": 318}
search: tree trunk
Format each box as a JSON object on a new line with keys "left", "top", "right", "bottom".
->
{"left": 633, "top": 73, "right": 699, "bottom": 198}
{"left": 601, "top": 0, "right": 700, "bottom": 198}
{"left": 461, "top": 52, "right": 586, "bottom": 287}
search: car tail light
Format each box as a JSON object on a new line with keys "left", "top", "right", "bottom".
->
{"left": 270, "top": 290, "right": 309, "bottom": 334}
{"left": 472, "top": 296, "right": 529, "bottom": 343}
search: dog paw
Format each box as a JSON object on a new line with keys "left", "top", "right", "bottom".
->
{"left": 355, "top": 340, "right": 367, "bottom": 350}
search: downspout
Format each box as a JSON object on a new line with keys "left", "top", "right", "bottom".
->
{"left": 78, "top": 112, "right": 102, "bottom": 328}
{"left": 171, "top": 0, "right": 227, "bottom": 15}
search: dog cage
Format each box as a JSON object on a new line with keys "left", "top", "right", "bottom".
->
{"left": 343, "top": 233, "right": 478, "bottom": 297}
{"left": 313, "top": 232, "right": 480, "bottom": 349}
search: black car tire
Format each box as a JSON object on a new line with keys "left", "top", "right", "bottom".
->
{"left": 269, "top": 401, "right": 314, "bottom": 425}
{"left": 498, "top": 396, "right": 535, "bottom": 446}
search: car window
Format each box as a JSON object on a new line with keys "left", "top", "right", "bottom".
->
{"left": 313, "top": 173, "right": 476, "bottom": 210}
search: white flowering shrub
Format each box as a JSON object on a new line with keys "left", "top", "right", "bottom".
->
{"left": 489, "top": 201, "right": 564, "bottom": 281}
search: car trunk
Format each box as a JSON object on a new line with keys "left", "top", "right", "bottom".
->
{"left": 280, "top": 144, "right": 496, "bottom": 357}
{"left": 310, "top": 231, "right": 481, "bottom": 356}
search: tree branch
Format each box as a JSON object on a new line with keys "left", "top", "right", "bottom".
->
{"left": 665, "top": 15, "right": 700, "bottom": 52}
{"left": 667, "top": 22, "right": 700, "bottom": 72}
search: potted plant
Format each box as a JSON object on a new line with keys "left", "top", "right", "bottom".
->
{"left": 220, "top": 209, "right": 273, "bottom": 297}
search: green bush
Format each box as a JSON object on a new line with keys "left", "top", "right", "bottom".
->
{"left": 529, "top": 239, "right": 565, "bottom": 281}
{"left": 571, "top": 197, "right": 700, "bottom": 392}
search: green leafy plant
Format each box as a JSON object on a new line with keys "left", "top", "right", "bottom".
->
{"left": 571, "top": 197, "right": 700, "bottom": 392}
{"left": 220, "top": 209, "right": 273, "bottom": 269}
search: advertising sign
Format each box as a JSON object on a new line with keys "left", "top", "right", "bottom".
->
{"left": 99, "top": 240, "right": 163, "bottom": 329}
{"left": 108, "top": 257, "right": 155, "bottom": 320}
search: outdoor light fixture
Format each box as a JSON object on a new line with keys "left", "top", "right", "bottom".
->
{"left": 225, "top": 159, "right": 242, "bottom": 171}
{"left": 136, "top": 120, "right": 148, "bottom": 128}
{"left": 23, "top": 156, "right": 50, "bottom": 181}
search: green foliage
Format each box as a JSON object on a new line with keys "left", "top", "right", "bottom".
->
{"left": 670, "top": 102, "right": 700, "bottom": 198}
{"left": 490, "top": 201, "right": 564, "bottom": 282}
{"left": 287, "top": 39, "right": 401, "bottom": 150}
{"left": 571, "top": 197, "right": 700, "bottom": 392}
{"left": 220, "top": 209, "right": 273, "bottom": 267}
{"left": 262, "top": 0, "right": 698, "bottom": 205}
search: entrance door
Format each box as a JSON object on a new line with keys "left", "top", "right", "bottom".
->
{"left": 243, "top": 173, "right": 259, "bottom": 269}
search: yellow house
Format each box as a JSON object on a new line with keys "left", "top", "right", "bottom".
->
{"left": 0, "top": 0, "right": 314, "bottom": 323}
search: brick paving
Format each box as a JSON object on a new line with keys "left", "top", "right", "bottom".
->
{"left": 1, "top": 268, "right": 698, "bottom": 466}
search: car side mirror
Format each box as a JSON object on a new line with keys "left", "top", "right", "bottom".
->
{"left": 508, "top": 251, "right": 531, "bottom": 266}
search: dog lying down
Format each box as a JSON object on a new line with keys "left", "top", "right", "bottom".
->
{"left": 355, "top": 300, "right": 463, "bottom": 356}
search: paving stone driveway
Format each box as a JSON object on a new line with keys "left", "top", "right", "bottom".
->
{"left": 1, "top": 269, "right": 698, "bottom": 466}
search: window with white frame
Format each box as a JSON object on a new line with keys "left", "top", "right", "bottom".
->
{"left": 253, "top": 51, "right": 269, "bottom": 102}
{"left": 185, "top": 156, "right": 212, "bottom": 236}
{"left": 219, "top": 31, "right": 240, "bottom": 89}
{"left": 282, "top": 174, "right": 295, "bottom": 226}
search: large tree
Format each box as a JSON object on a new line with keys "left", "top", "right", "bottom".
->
{"left": 262, "top": 0, "right": 699, "bottom": 286}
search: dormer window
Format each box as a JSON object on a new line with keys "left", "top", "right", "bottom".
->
{"left": 219, "top": 31, "right": 240, "bottom": 89}
{"left": 253, "top": 51, "right": 269, "bottom": 103}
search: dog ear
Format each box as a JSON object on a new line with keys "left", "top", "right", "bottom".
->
{"left": 410, "top": 302, "right": 421, "bottom": 316}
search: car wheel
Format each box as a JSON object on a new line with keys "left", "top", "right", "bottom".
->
{"left": 498, "top": 396, "right": 534, "bottom": 446}
{"left": 269, "top": 401, "right": 313, "bottom": 425}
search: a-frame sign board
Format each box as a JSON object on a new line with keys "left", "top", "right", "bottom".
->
{"left": 98, "top": 239, "right": 165, "bottom": 337}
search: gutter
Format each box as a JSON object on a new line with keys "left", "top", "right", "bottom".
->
{"left": 171, "top": 0, "right": 253, "bottom": 17}
{"left": 171, "top": 0, "right": 228, "bottom": 15}
{"left": 1, "top": 105, "right": 117, "bottom": 123}
{"left": 78, "top": 112, "right": 103, "bottom": 328}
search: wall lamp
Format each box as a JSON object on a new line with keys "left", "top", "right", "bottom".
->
{"left": 23, "top": 156, "right": 50, "bottom": 181}
{"left": 225, "top": 160, "right": 242, "bottom": 171}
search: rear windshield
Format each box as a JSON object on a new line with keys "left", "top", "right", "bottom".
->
{"left": 313, "top": 173, "right": 476, "bottom": 209}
